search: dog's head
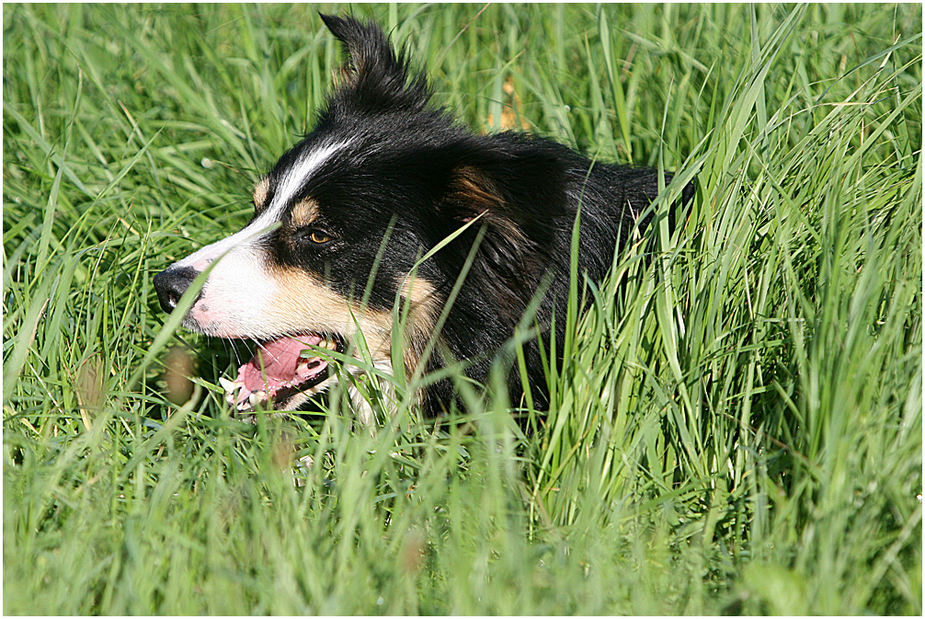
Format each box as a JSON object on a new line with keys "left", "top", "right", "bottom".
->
{"left": 153, "top": 15, "right": 558, "bottom": 412}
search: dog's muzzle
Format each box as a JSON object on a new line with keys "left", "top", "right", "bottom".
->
{"left": 153, "top": 266, "right": 199, "bottom": 313}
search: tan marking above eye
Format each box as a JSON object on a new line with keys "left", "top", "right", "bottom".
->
{"left": 290, "top": 198, "right": 320, "bottom": 227}
{"left": 253, "top": 177, "right": 270, "bottom": 211}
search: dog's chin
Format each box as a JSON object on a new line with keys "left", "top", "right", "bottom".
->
{"left": 218, "top": 333, "right": 345, "bottom": 413}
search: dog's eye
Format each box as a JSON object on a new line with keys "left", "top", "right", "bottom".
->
{"left": 310, "top": 230, "right": 331, "bottom": 244}
{"left": 299, "top": 228, "right": 334, "bottom": 245}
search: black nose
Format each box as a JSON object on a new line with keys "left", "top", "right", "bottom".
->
{"left": 153, "top": 266, "right": 199, "bottom": 313}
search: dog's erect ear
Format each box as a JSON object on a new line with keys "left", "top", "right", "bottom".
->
{"left": 320, "top": 14, "right": 429, "bottom": 111}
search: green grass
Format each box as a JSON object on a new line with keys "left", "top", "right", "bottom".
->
{"left": 3, "top": 3, "right": 921, "bottom": 614}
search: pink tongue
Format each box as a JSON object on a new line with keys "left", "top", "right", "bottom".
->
{"left": 240, "top": 335, "right": 325, "bottom": 391}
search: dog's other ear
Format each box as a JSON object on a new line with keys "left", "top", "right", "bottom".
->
{"left": 319, "top": 13, "right": 429, "bottom": 111}
{"left": 443, "top": 147, "right": 567, "bottom": 249}
{"left": 446, "top": 165, "right": 530, "bottom": 249}
{"left": 439, "top": 149, "right": 568, "bottom": 314}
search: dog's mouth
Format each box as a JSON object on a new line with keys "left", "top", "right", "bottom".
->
{"left": 220, "top": 333, "right": 344, "bottom": 412}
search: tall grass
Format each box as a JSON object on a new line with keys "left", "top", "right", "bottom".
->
{"left": 3, "top": 3, "right": 921, "bottom": 614}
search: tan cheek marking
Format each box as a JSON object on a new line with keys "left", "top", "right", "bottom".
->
{"left": 290, "top": 198, "right": 320, "bottom": 228}
{"left": 399, "top": 276, "right": 440, "bottom": 377}
{"left": 253, "top": 177, "right": 270, "bottom": 211}
{"left": 265, "top": 266, "right": 393, "bottom": 360}
{"left": 259, "top": 266, "right": 440, "bottom": 402}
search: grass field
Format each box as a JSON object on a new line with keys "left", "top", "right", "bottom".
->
{"left": 3, "top": 3, "right": 922, "bottom": 614}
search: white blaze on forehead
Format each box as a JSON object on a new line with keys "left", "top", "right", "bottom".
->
{"left": 174, "top": 139, "right": 351, "bottom": 272}
{"left": 175, "top": 224, "right": 270, "bottom": 272}
{"left": 267, "top": 140, "right": 351, "bottom": 217}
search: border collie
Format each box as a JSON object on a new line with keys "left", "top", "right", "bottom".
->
{"left": 153, "top": 14, "right": 694, "bottom": 420}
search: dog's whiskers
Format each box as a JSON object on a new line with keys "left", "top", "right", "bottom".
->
{"left": 227, "top": 339, "right": 244, "bottom": 368}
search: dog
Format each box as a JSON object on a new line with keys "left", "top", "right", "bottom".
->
{"left": 153, "top": 14, "right": 694, "bottom": 420}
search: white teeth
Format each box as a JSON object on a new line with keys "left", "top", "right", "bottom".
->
{"left": 221, "top": 375, "right": 266, "bottom": 413}
{"left": 222, "top": 376, "right": 242, "bottom": 407}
